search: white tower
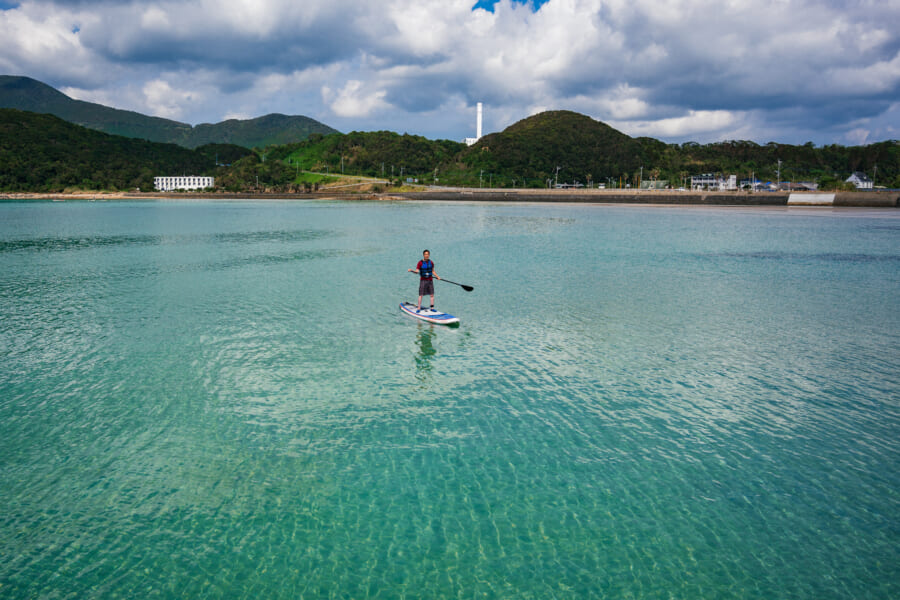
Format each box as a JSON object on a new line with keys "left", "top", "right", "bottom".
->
{"left": 476, "top": 102, "right": 483, "bottom": 140}
{"left": 464, "top": 102, "right": 484, "bottom": 146}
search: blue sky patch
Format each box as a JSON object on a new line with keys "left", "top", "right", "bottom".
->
{"left": 472, "top": 0, "right": 549, "bottom": 12}
{"left": 0, "top": 2, "right": 21, "bottom": 10}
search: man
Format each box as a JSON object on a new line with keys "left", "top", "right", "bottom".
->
{"left": 408, "top": 249, "right": 441, "bottom": 311}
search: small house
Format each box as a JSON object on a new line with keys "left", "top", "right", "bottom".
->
{"left": 845, "top": 172, "right": 873, "bottom": 190}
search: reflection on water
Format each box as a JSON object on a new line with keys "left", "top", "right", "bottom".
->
{"left": 414, "top": 323, "right": 437, "bottom": 381}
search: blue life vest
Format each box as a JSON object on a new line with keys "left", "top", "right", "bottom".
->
{"left": 419, "top": 260, "right": 434, "bottom": 279}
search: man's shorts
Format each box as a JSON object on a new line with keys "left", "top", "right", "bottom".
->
{"left": 419, "top": 279, "right": 434, "bottom": 296}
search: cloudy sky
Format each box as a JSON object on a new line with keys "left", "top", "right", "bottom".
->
{"left": 1, "top": 0, "right": 898, "bottom": 145}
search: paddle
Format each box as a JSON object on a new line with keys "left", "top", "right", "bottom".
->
{"left": 409, "top": 271, "right": 474, "bottom": 292}
{"left": 439, "top": 278, "right": 474, "bottom": 292}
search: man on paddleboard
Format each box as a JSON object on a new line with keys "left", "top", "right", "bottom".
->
{"left": 408, "top": 249, "right": 441, "bottom": 311}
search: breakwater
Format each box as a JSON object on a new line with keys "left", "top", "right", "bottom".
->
{"left": 396, "top": 189, "right": 900, "bottom": 207}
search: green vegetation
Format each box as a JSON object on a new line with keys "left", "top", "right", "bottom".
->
{"left": 263, "top": 111, "right": 900, "bottom": 190}
{"left": 267, "top": 130, "right": 465, "bottom": 184}
{"left": 453, "top": 111, "right": 644, "bottom": 187}
{"left": 0, "top": 76, "right": 338, "bottom": 149}
{"left": 0, "top": 109, "right": 252, "bottom": 192}
{"left": 2, "top": 102, "right": 899, "bottom": 193}
{"left": 185, "top": 114, "right": 339, "bottom": 150}
{"left": 642, "top": 138, "right": 900, "bottom": 189}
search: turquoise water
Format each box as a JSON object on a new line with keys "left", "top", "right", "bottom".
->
{"left": 1, "top": 200, "right": 898, "bottom": 599}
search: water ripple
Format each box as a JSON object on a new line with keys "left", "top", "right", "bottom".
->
{"left": 1, "top": 202, "right": 898, "bottom": 599}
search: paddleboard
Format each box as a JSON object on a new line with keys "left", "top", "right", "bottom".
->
{"left": 399, "top": 302, "right": 460, "bottom": 325}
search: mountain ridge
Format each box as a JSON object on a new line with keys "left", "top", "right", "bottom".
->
{"left": 2, "top": 75, "right": 898, "bottom": 191}
{"left": 0, "top": 75, "right": 339, "bottom": 149}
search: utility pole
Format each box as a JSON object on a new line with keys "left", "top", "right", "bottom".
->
{"left": 480, "top": 170, "right": 484, "bottom": 188}
{"left": 555, "top": 166, "right": 561, "bottom": 187}
{"left": 777, "top": 159, "right": 782, "bottom": 190}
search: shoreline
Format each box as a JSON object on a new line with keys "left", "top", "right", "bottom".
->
{"left": 1, "top": 189, "right": 897, "bottom": 207}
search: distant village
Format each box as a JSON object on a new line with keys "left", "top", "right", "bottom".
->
{"left": 153, "top": 170, "right": 877, "bottom": 193}
{"left": 631, "top": 171, "right": 874, "bottom": 193}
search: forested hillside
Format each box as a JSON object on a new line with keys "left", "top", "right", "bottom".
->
{"left": 267, "top": 131, "right": 465, "bottom": 181}
{"left": 0, "top": 109, "right": 251, "bottom": 192}
{"left": 264, "top": 111, "right": 899, "bottom": 189}
{"left": 2, "top": 104, "right": 897, "bottom": 193}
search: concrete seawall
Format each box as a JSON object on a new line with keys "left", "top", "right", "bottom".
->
{"left": 397, "top": 190, "right": 900, "bottom": 207}
{"left": 4, "top": 190, "right": 897, "bottom": 206}
{"left": 833, "top": 192, "right": 900, "bottom": 207}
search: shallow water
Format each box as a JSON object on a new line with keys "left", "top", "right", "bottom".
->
{"left": 1, "top": 200, "right": 898, "bottom": 598}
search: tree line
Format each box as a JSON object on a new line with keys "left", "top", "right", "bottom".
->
{"left": 2, "top": 108, "right": 898, "bottom": 193}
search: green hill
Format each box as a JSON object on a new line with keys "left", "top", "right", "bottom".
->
{"left": 268, "top": 130, "right": 465, "bottom": 180}
{"left": 184, "top": 113, "right": 340, "bottom": 149}
{"left": 452, "top": 111, "right": 898, "bottom": 188}
{"left": 0, "top": 76, "right": 338, "bottom": 149}
{"left": 0, "top": 75, "right": 192, "bottom": 144}
{"left": 259, "top": 111, "right": 899, "bottom": 189}
{"left": 0, "top": 108, "right": 252, "bottom": 192}
{"left": 3, "top": 93, "right": 898, "bottom": 192}
{"left": 455, "top": 110, "right": 646, "bottom": 186}
{"left": 264, "top": 113, "right": 647, "bottom": 188}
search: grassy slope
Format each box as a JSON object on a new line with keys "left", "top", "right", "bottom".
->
{"left": 268, "top": 131, "right": 465, "bottom": 181}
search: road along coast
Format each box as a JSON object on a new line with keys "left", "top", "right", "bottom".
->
{"left": 2, "top": 190, "right": 897, "bottom": 206}
{"left": 395, "top": 189, "right": 900, "bottom": 207}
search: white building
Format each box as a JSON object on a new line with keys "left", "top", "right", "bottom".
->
{"left": 690, "top": 173, "right": 737, "bottom": 191}
{"left": 154, "top": 176, "right": 214, "bottom": 191}
{"left": 845, "top": 171, "right": 873, "bottom": 190}
{"left": 464, "top": 102, "right": 483, "bottom": 146}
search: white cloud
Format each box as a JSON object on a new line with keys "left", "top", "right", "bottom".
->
{"left": 324, "top": 79, "right": 389, "bottom": 118}
{"left": 611, "top": 110, "right": 740, "bottom": 139}
{"left": 142, "top": 79, "right": 200, "bottom": 120}
{"left": 140, "top": 6, "right": 170, "bottom": 30}
{"left": 844, "top": 128, "right": 870, "bottom": 146}
{"left": 822, "top": 50, "right": 900, "bottom": 95}
{"left": 1, "top": 0, "right": 898, "bottom": 144}
{"left": 0, "top": 3, "right": 106, "bottom": 84}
